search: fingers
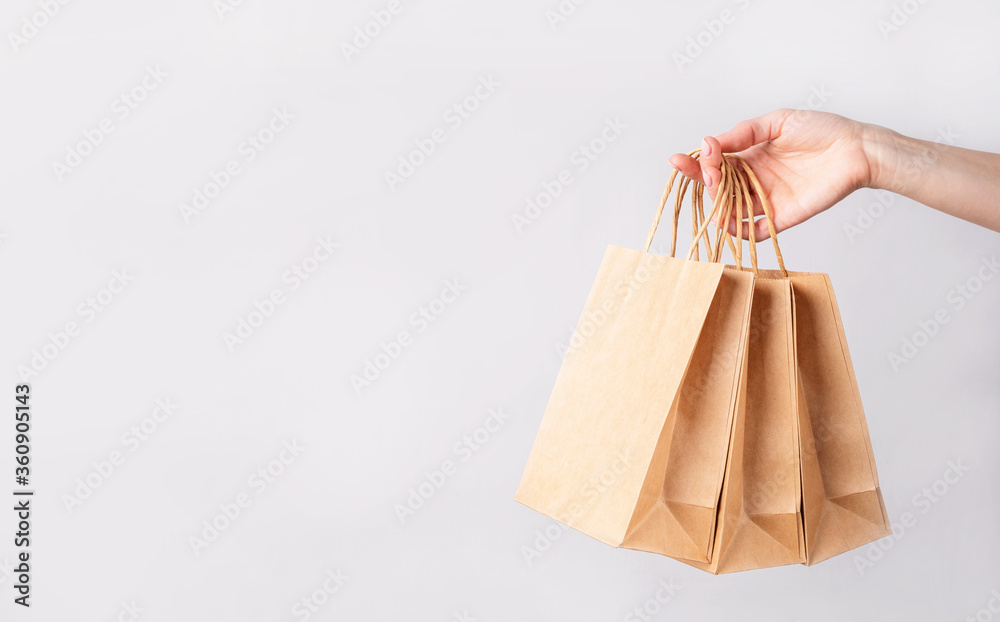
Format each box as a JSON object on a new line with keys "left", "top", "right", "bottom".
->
{"left": 712, "top": 109, "right": 788, "bottom": 153}
{"left": 667, "top": 135, "right": 723, "bottom": 187}
{"left": 700, "top": 136, "right": 723, "bottom": 196}
{"left": 727, "top": 214, "right": 781, "bottom": 242}
{"left": 753, "top": 216, "right": 773, "bottom": 243}
{"left": 670, "top": 108, "right": 787, "bottom": 180}
{"left": 670, "top": 124, "right": 782, "bottom": 242}
{"left": 668, "top": 153, "right": 704, "bottom": 184}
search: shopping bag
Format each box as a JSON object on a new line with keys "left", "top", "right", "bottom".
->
{"left": 675, "top": 156, "right": 890, "bottom": 572}
{"left": 515, "top": 150, "right": 892, "bottom": 573}
{"left": 790, "top": 272, "right": 892, "bottom": 564}
{"left": 514, "top": 165, "right": 754, "bottom": 563}
{"left": 662, "top": 159, "right": 805, "bottom": 573}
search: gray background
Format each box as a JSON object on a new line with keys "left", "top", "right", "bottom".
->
{"left": 1, "top": 0, "right": 998, "bottom": 620}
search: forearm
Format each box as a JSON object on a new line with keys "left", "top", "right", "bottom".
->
{"left": 863, "top": 125, "right": 1000, "bottom": 232}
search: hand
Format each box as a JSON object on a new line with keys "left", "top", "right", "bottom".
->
{"left": 670, "top": 109, "right": 878, "bottom": 241}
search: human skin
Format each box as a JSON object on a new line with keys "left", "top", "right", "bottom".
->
{"left": 669, "top": 109, "right": 1000, "bottom": 241}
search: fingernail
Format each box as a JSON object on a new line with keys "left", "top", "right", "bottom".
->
{"left": 706, "top": 169, "right": 716, "bottom": 187}
{"left": 702, "top": 138, "right": 712, "bottom": 157}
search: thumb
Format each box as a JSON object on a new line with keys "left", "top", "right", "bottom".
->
{"left": 700, "top": 136, "right": 723, "bottom": 194}
{"left": 700, "top": 136, "right": 724, "bottom": 222}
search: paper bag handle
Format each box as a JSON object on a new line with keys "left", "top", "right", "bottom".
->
{"left": 643, "top": 151, "right": 787, "bottom": 277}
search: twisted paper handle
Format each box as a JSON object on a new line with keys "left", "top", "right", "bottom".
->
{"left": 643, "top": 151, "right": 787, "bottom": 277}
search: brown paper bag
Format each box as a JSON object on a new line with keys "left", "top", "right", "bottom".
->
{"left": 619, "top": 265, "right": 754, "bottom": 562}
{"left": 677, "top": 157, "right": 890, "bottom": 572}
{"left": 514, "top": 168, "right": 754, "bottom": 562}
{"left": 723, "top": 158, "right": 892, "bottom": 566}
{"left": 675, "top": 274, "right": 808, "bottom": 574}
{"left": 790, "top": 272, "right": 892, "bottom": 564}
{"left": 690, "top": 270, "right": 892, "bottom": 573}
{"left": 516, "top": 152, "right": 891, "bottom": 573}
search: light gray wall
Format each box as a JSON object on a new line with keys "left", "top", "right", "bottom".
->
{"left": 1, "top": 0, "right": 998, "bottom": 620}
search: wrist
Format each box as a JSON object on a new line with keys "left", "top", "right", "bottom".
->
{"left": 859, "top": 123, "right": 904, "bottom": 193}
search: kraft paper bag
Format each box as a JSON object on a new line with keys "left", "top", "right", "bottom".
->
{"left": 515, "top": 151, "right": 891, "bottom": 573}
{"left": 675, "top": 275, "right": 807, "bottom": 574}
{"left": 687, "top": 157, "right": 890, "bottom": 572}
{"left": 688, "top": 269, "right": 892, "bottom": 573}
{"left": 514, "top": 166, "right": 755, "bottom": 562}
{"left": 513, "top": 247, "right": 750, "bottom": 560}
{"left": 618, "top": 265, "right": 753, "bottom": 562}
{"left": 789, "top": 273, "right": 892, "bottom": 564}
{"left": 721, "top": 159, "right": 891, "bottom": 565}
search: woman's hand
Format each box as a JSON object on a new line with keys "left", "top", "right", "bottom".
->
{"left": 670, "top": 109, "right": 878, "bottom": 241}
